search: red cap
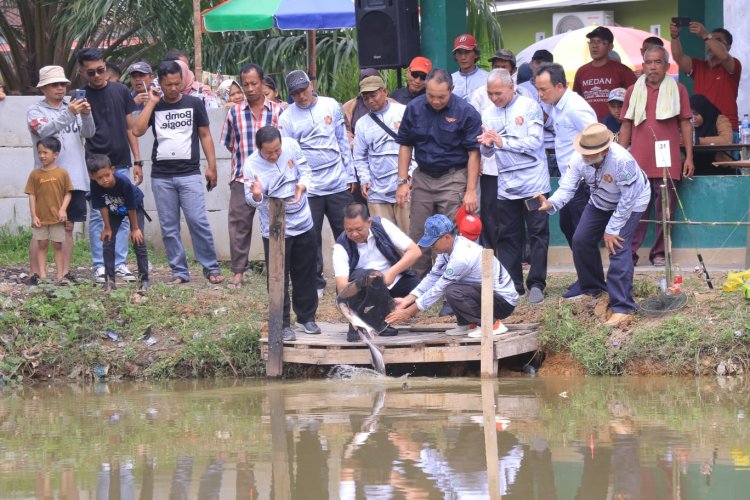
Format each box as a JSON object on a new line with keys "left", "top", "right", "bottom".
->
{"left": 409, "top": 56, "right": 432, "bottom": 74}
{"left": 453, "top": 34, "right": 478, "bottom": 52}
{"left": 456, "top": 206, "right": 482, "bottom": 240}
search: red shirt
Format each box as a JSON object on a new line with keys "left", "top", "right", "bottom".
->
{"left": 573, "top": 60, "right": 637, "bottom": 121}
{"left": 690, "top": 57, "right": 742, "bottom": 129}
{"left": 621, "top": 81, "right": 691, "bottom": 179}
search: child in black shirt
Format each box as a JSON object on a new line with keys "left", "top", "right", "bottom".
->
{"left": 87, "top": 154, "right": 149, "bottom": 291}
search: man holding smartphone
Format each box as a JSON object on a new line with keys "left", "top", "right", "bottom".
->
{"left": 127, "top": 61, "right": 154, "bottom": 111}
{"left": 477, "top": 69, "right": 550, "bottom": 304}
{"left": 77, "top": 47, "right": 143, "bottom": 283}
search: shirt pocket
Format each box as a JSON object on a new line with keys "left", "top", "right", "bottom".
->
{"left": 436, "top": 118, "right": 462, "bottom": 148}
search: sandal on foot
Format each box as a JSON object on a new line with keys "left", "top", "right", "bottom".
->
{"left": 208, "top": 274, "right": 225, "bottom": 285}
{"left": 227, "top": 278, "right": 243, "bottom": 289}
{"left": 170, "top": 277, "right": 188, "bottom": 285}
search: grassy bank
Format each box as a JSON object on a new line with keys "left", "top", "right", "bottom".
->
{"left": 1, "top": 227, "right": 749, "bottom": 380}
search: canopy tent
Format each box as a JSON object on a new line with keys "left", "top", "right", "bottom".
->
{"left": 201, "top": 0, "right": 356, "bottom": 85}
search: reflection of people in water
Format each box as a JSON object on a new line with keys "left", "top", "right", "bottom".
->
{"left": 506, "top": 438, "right": 557, "bottom": 499}
{"left": 36, "top": 467, "right": 80, "bottom": 500}
{"left": 96, "top": 459, "right": 135, "bottom": 500}
{"left": 575, "top": 431, "right": 612, "bottom": 500}
{"left": 292, "top": 424, "right": 329, "bottom": 499}
{"left": 197, "top": 457, "right": 224, "bottom": 500}
{"left": 236, "top": 456, "right": 257, "bottom": 500}
{"left": 169, "top": 456, "right": 193, "bottom": 500}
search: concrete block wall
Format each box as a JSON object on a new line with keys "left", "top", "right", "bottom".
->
{"left": 0, "top": 96, "right": 336, "bottom": 272}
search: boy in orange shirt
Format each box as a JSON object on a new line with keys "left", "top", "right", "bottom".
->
{"left": 24, "top": 137, "right": 73, "bottom": 284}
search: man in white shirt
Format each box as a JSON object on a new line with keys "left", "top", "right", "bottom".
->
{"left": 333, "top": 203, "right": 422, "bottom": 341}
{"left": 451, "top": 34, "right": 490, "bottom": 100}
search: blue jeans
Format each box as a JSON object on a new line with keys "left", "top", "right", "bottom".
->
{"left": 89, "top": 166, "right": 130, "bottom": 268}
{"left": 151, "top": 174, "right": 220, "bottom": 281}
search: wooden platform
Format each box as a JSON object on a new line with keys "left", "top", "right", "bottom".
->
{"left": 260, "top": 322, "right": 540, "bottom": 366}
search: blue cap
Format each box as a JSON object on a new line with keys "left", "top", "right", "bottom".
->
{"left": 418, "top": 214, "right": 454, "bottom": 247}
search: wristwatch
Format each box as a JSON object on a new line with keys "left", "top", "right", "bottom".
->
{"left": 396, "top": 177, "right": 409, "bottom": 185}
{"left": 133, "top": 160, "right": 144, "bottom": 166}
{"left": 703, "top": 33, "right": 712, "bottom": 41}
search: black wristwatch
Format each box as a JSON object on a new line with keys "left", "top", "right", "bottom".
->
{"left": 133, "top": 160, "right": 144, "bottom": 166}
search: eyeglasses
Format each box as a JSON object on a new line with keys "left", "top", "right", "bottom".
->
{"left": 85, "top": 66, "right": 107, "bottom": 77}
{"left": 49, "top": 82, "right": 68, "bottom": 88}
{"left": 411, "top": 72, "right": 427, "bottom": 80}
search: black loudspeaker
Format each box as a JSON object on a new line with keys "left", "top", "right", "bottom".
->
{"left": 356, "top": 0, "right": 421, "bottom": 69}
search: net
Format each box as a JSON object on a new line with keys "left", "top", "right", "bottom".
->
{"left": 638, "top": 292, "right": 688, "bottom": 318}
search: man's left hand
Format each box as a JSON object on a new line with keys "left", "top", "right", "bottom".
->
{"left": 462, "top": 190, "right": 478, "bottom": 213}
{"left": 683, "top": 157, "right": 695, "bottom": 178}
{"left": 205, "top": 168, "right": 218, "bottom": 189}
{"left": 689, "top": 21, "right": 708, "bottom": 39}
{"left": 132, "top": 165, "right": 143, "bottom": 186}
{"left": 603, "top": 232, "right": 624, "bottom": 255}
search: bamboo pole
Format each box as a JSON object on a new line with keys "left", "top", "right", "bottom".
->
{"left": 661, "top": 173, "right": 673, "bottom": 286}
{"left": 193, "top": 0, "right": 202, "bottom": 81}
{"left": 481, "top": 380, "right": 501, "bottom": 499}
{"left": 746, "top": 198, "right": 750, "bottom": 268}
{"left": 267, "top": 199, "right": 286, "bottom": 378}
{"left": 480, "top": 249, "right": 496, "bottom": 378}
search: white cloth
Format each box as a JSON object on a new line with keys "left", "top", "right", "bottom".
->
{"left": 332, "top": 217, "right": 413, "bottom": 288}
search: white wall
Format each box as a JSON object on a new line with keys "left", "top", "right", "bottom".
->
{"left": 725, "top": 1, "right": 749, "bottom": 120}
{"left": 0, "top": 96, "right": 335, "bottom": 271}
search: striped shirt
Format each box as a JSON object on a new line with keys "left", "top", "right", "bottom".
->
{"left": 221, "top": 97, "right": 283, "bottom": 182}
{"left": 547, "top": 142, "right": 650, "bottom": 235}
{"left": 278, "top": 96, "right": 355, "bottom": 197}
{"left": 243, "top": 138, "right": 313, "bottom": 238}
{"left": 480, "top": 95, "right": 550, "bottom": 200}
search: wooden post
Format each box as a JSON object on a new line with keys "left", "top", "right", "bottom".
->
{"left": 269, "top": 387, "right": 291, "bottom": 499}
{"left": 481, "top": 380, "right": 501, "bottom": 499}
{"left": 480, "top": 249, "right": 497, "bottom": 378}
{"left": 746, "top": 198, "right": 750, "bottom": 269}
{"left": 306, "top": 30, "right": 317, "bottom": 90}
{"left": 267, "top": 198, "right": 286, "bottom": 378}
{"left": 193, "top": 0, "right": 202, "bottom": 81}
{"left": 661, "top": 172, "right": 673, "bottom": 286}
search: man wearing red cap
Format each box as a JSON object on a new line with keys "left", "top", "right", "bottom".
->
{"left": 451, "top": 34, "right": 489, "bottom": 100}
{"left": 391, "top": 56, "right": 433, "bottom": 105}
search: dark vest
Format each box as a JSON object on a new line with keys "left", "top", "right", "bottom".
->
{"left": 335, "top": 217, "right": 416, "bottom": 278}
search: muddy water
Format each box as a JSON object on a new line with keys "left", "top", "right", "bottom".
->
{"left": 1, "top": 375, "right": 749, "bottom": 499}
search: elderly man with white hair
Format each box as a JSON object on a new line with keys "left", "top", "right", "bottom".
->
{"left": 477, "top": 69, "right": 550, "bottom": 304}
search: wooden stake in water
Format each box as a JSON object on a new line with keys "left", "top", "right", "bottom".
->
{"left": 481, "top": 249, "right": 497, "bottom": 378}
{"left": 267, "top": 198, "right": 286, "bottom": 378}
{"left": 481, "top": 380, "right": 501, "bottom": 499}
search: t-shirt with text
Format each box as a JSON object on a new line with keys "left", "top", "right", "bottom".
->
{"left": 148, "top": 95, "right": 210, "bottom": 178}
{"left": 573, "top": 60, "right": 636, "bottom": 121}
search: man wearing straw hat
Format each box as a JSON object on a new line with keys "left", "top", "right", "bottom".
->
{"left": 535, "top": 123, "right": 650, "bottom": 327}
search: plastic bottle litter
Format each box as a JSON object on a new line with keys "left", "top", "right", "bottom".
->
{"left": 106, "top": 331, "right": 119, "bottom": 341}
{"left": 741, "top": 113, "right": 750, "bottom": 145}
{"left": 672, "top": 263, "right": 683, "bottom": 294}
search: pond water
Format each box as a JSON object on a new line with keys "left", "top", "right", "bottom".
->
{"left": 1, "top": 373, "right": 749, "bottom": 499}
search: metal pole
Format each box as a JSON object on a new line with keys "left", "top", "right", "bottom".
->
{"left": 661, "top": 171, "right": 673, "bottom": 286}
{"left": 267, "top": 198, "right": 286, "bottom": 378}
{"left": 480, "top": 249, "right": 497, "bottom": 378}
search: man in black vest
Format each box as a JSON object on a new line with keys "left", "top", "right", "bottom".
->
{"left": 333, "top": 203, "right": 422, "bottom": 342}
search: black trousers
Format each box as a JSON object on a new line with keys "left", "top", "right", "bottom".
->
{"left": 559, "top": 182, "right": 590, "bottom": 248}
{"left": 308, "top": 190, "right": 354, "bottom": 289}
{"left": 103, "top": 210, "right": 148, "bottom": 281}
{"left": 479, "top": 174, "right": 498, "bottom": 250}
{"left": 495, "top": 197, "right": 549, "bottom": 293}
{"left": 444, "top": 283, "right": 515, "bottom": 326}
{"left": 263, "top": 228, "right": 318, "bottom": 328}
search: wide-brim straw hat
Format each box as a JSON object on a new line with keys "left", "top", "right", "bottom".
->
{"left": 573, "top": 123, "right": 614, "bottom": 155}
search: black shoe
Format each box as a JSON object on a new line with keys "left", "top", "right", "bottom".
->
{"left": 379, "top": 326, "right": 398, "bottom": 337}
{"left": 347, "top": 326, "right": 360, "bottom": 343}
{"left": 138, "top": 280, "right": 150, "bottom": 292}
{"left": 103, "top": 280, "right": 117, "bottom": 292}
{"left": 296, "top": 321, "right": 321, "bottom": 334}
{"left": 63, "top": 272, "right": 78, "bottom": 284}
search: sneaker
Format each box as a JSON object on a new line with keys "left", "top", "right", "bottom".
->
{"left": 94, "top": 265, "right": 105, "bottom": 284}
{"left": 445, "top": 324, "right": 472, "bottom": 336}
{"left": 138, "top": 280, "right": 150, "bottom": 292}
{"left": 283, "top": 327, "right": 297, "bottom": 341}
{"left": 528, "top": 286, "right": 544, "bottom": 304}
{"left": 296, "top": 321, "right": 321, "bottom": 335}
{"left": 379, "top": 326, "right": 398, "bottom": 337}
{"left": 116, "top": 264, "right": 136, "bottom": 282}
{"left": 467, "top": 320, "right": 509, "bottom": 338}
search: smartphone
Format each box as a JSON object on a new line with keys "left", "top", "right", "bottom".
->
{"left": 671, "top": 16, "right": 691, "bottom": 28}
{"left": 74, "top": 89, "right": 86, "bottom": 100}
{"left": 148, "top": 82, "right": 162, "bottom": 96}
{"left": 524, "top": 196, "right": 542, "bottom": 211}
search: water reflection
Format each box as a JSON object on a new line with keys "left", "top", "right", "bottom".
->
{"left": 1, "top": 377, "right": 750, "bottom": 499}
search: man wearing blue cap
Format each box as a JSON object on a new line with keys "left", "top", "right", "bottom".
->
{"left": 385, "top": 214, "right": 518, "bottom": 337}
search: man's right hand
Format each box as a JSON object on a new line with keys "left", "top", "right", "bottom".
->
{"left": 669, "top": 22, "right": 680, "bottom": 39}
{"left": 396, "top": 183, "right": 410, "bottom": 207}
{"left": 535, "top": 193, "right": 553, "bottom": 212}
{"left": 134, "top": 93, "right": 150, "bottom": 106}
{"left": 250, "top": 175, "right": 263, "bottom": 201}
{"left": 100, "top": 227, "right": 112, "bottom": 242}
{"left": 360, "top": 182, "right": 371, "bottom": 199}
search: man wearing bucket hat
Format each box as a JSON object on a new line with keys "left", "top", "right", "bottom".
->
{"left": 27, "top": 65, "right": 95, "bottom": 283}
{"left": 535, "top": 123, "right": 650, "bottom": 327}
{"left": 451, "top": 34, "right": 490, "bottom": 100}
{"left": 385, "top": 214, "right": 518, "bottom": 337}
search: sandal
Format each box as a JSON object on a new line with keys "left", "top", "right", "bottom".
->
{"left": 227, "top": 278, "right": 243, "bottom": 289}
{"left": 170, "top": 276, "right": 188, "bottom": 285}
{"left": 57, "top": 278, "right": 70, "bottom": 286}
{"left": 208, "top": 274, "right": 225, "bottom": 285}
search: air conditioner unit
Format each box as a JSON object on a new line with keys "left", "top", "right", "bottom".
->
{"left": 552, "top": 11, "right": 615, "bottom": 35}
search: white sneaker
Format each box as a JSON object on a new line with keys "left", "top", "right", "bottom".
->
{"left": 467, "top": 320, "right": 509, "bottom": 338}
{"left": 93, "top": 265, "right": 105, "bottom": 284}
{"left": 445, "top": 324, "right": 472, "bottom": 336}
{"left": 116, "top": 264, "right": 136, "bottom": 282}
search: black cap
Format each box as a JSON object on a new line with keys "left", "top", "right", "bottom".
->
{"left": 586, "top": 26, "right": 614, "bottom": 43}
{"left": 531, "top": 49, "right": 554, "bottom": 63}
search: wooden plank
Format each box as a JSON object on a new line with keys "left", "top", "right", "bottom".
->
{"left": 481, "top": 249, "right": 496, "bottom": 378}
{"left": 266, "top": 198, "right": 286, "bottom": 378}
{"left": 495, "top": 334, "right": 540, "bottom": 359}
{"left": 481, "top": 381, "right": 501, "bottom": 498}
{"left": 276, "top": 344, "right": 484, "bottom": 364}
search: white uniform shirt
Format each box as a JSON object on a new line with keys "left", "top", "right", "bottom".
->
{"left": 332, "top": 217, "right": 414, "bottom": 288}
{"left": 452, "top": 67, "right": 490, "bottom": 100}
{"left": 552, "top": 89, "right": 597, "bottom": 171}
{"left": 412, "top": 236, "right": 518, "bottom": 311}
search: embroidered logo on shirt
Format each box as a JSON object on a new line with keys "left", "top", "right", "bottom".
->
{"left": 445, "top": 117, "right": 457, "bottom": 123}
{"left": 288, "top": 159, "right": 294, "bottom": 168}
{"left": 515, "top": 116, "right": 524, "bottom": 126}
{"left": 445, "top": 267, "right": 454, "bottom": 276}
{"left": 324, "top": 115, "right": 333, "bottom": 125}
{"left": 603, "top": 174, "right": 613, "bottom": 183}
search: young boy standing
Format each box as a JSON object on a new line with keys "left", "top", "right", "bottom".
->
{"left": 24, "top": 137, "right": 73, "bottom": 283}
{"left": 87, "top": 154, "right": 150, "bottom": 291}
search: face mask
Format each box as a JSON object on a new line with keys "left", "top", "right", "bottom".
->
{"left": 582, "top": 153, "right": 605, "bottom": 166}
